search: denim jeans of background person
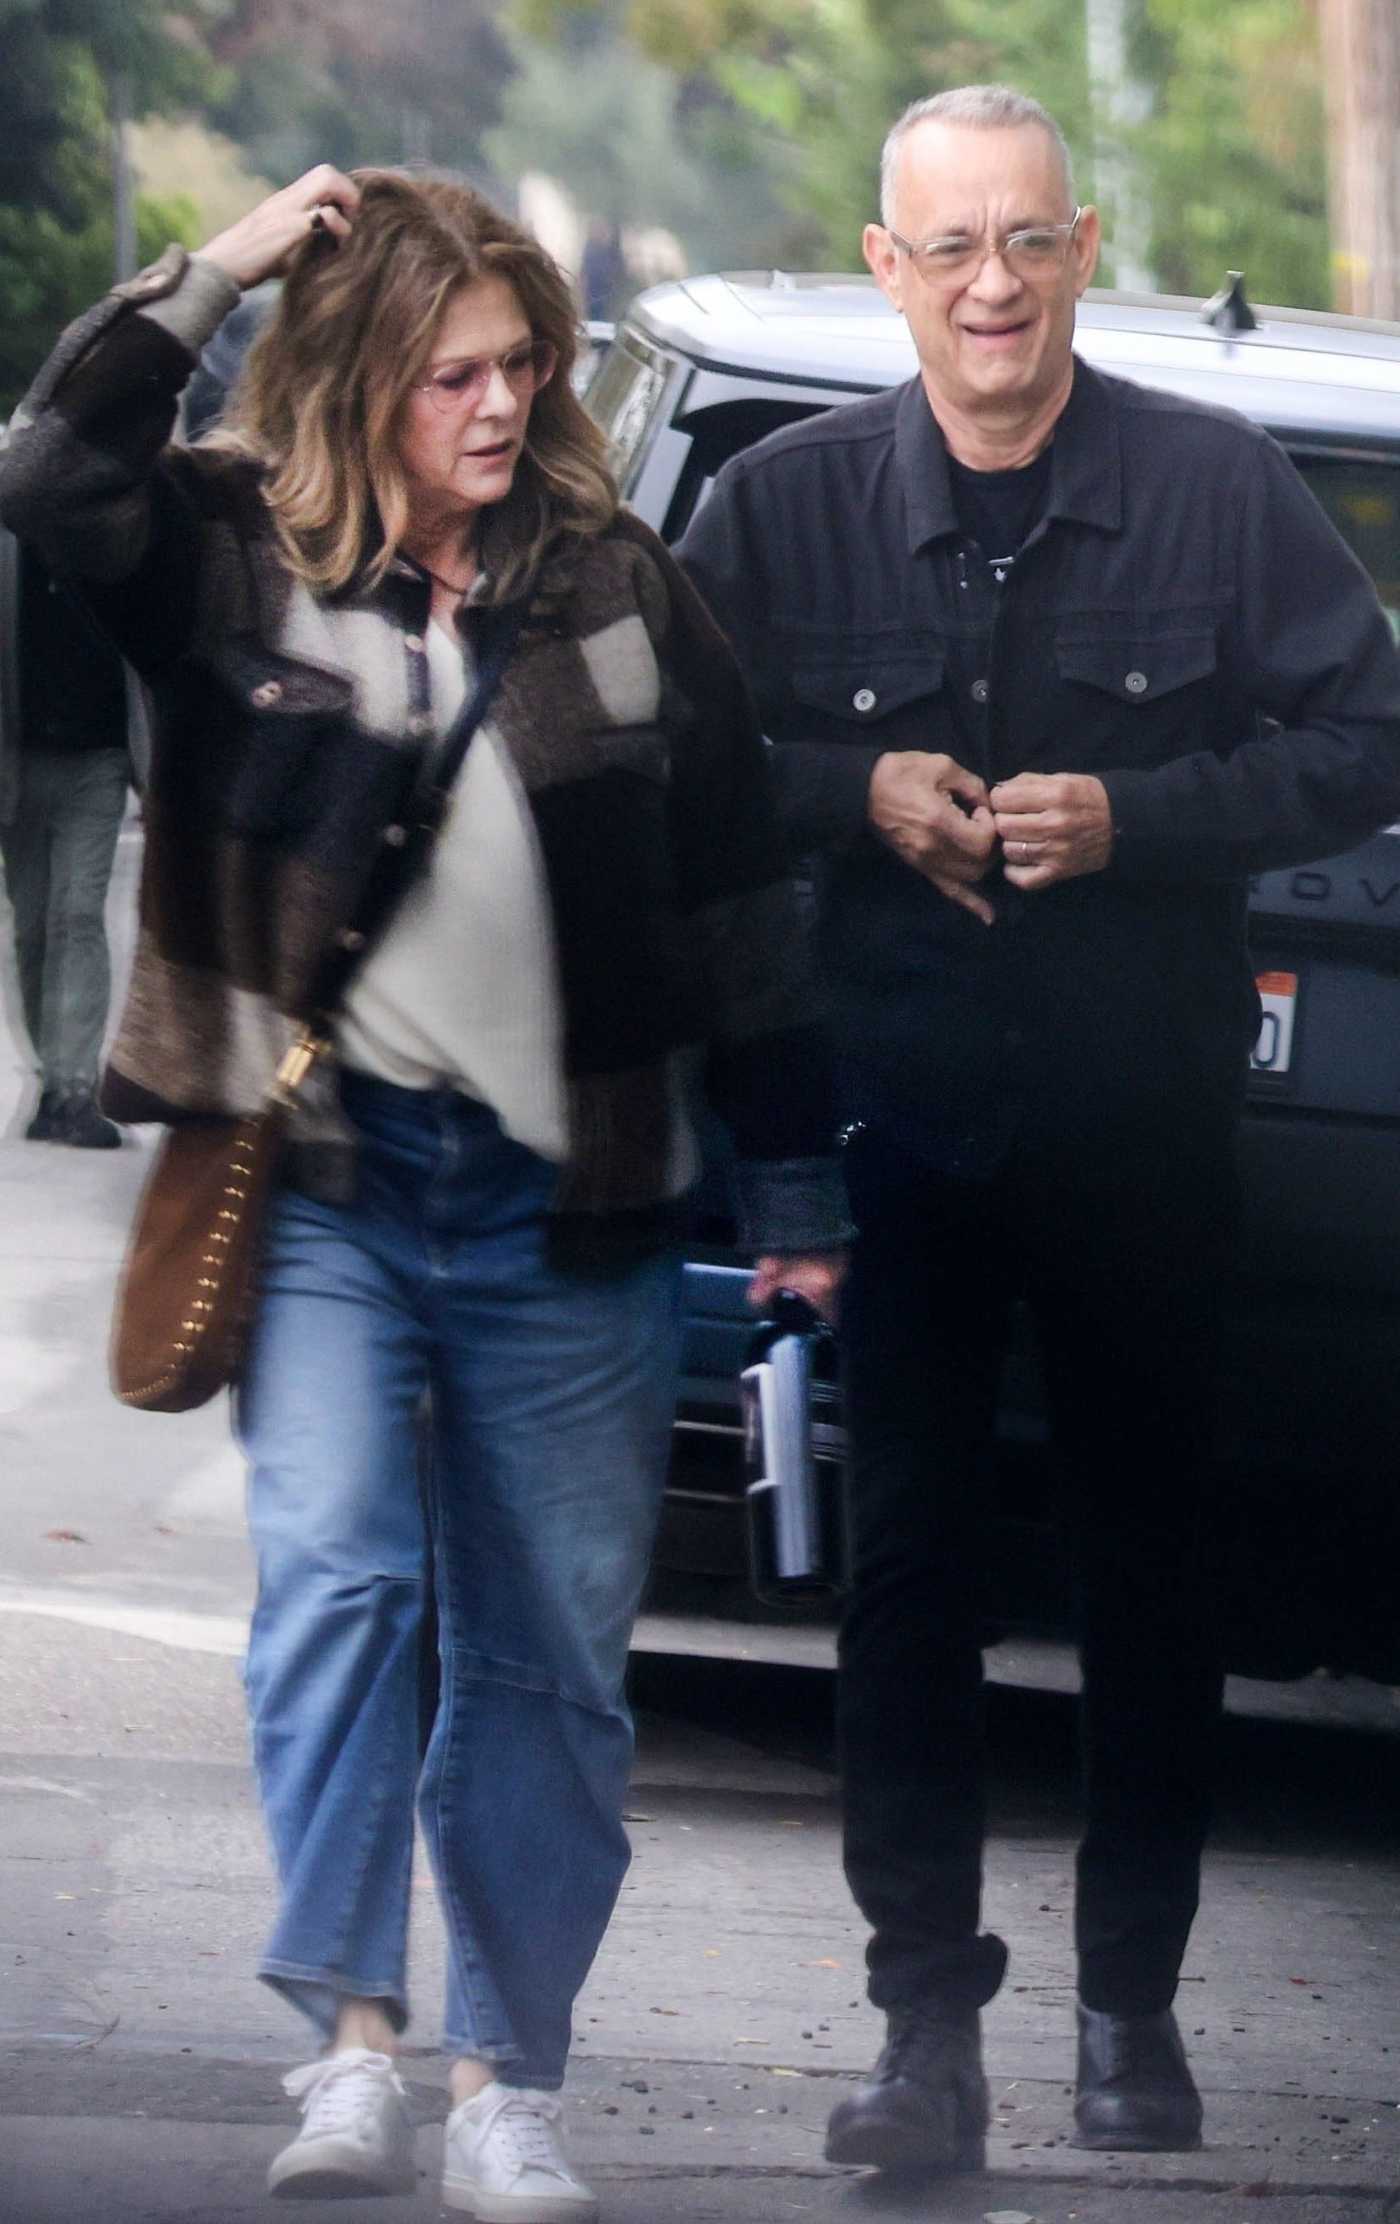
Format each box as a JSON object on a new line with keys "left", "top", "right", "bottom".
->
{"left": 0, "top": 531, "right": 134, "bottom": 1147}
{"left": 678, "top": 81, "right": 1400, "bottom": 2176}
{"left": 0, "top": 163, "right": 848, "bottom": 2222}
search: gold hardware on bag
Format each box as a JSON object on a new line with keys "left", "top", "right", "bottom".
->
{"left": 272, "top": 1032, "right": 328, "bottom": 1104}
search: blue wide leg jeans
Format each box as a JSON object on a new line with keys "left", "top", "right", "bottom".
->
{"left": 235, "top": 1072, "right": 683, "bottom": 2086}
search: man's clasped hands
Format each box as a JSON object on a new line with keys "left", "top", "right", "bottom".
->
{"left": 867, "top": 748, "right": 1115, "bottom": 922}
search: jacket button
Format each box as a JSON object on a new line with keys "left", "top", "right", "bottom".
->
{"left": 338, "top": 927, "right": 366, "bottom": 951}
{"left": 1125, "top": 669, "right": 1149, "bottom": 695}
{"left": 250, "top": 680, "right": 283, "bottom": 707}
{"left": 407, "top": 711, "right": 433, "bottom": 737}
{"left": 382, "top": 823, "right": 408, "bottom": 848}
{"left": 971, "top": 677, "right": 989, "bottom": 703}
{"left": 852, "top": 687, "right": 877, "bottom": 713}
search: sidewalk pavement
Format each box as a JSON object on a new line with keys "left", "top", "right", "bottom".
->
{"left": 4, "top": 2039, "right": 1399, "bottom": 2223}
{"left": 3, "top": 1668, "right": 1398, "bottom": 2224}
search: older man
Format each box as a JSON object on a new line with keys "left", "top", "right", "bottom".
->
{"left": 679, "top": 85, "right": 1400, "bottom": 2170}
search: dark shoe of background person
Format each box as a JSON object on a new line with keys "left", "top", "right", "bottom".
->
{"left": 1072, "top": 2004, "right": 1203, "bottom": 2151}
{"left": 58, "top": 1090, "right": 122, "bottom": 1149}
{"left": 24, "top": 1088, "right": 66, "bottom": 1141}
{"left": 824, "top": 2000, "right": 987, "bottom": 2173}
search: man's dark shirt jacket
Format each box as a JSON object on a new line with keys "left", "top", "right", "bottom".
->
{"left": 677, "top": 358, "right": 1400, "bottom": 1179}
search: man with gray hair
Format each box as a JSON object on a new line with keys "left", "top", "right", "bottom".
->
{"left": 679, "top": 84, "right": 1400, "bottom": 2174}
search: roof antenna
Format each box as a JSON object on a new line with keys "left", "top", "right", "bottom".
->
{"left": 1201, "top": 272, "right": 1257, "bottom": 334}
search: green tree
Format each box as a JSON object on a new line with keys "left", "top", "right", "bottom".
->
{"left": 487, "top": 12, "right": 794, "bottom": 272}
{"left": 0, "top": 192, "right": 201, "bottom": 406}
{"left": 0, "top": 0, "right": 204, "bottom": 219}
{"left": 200, "top": 0, "right": 517, "bottom": 188}
{"left": 515, "top": 0, "right": 1330, "bottom": 305}
{"left": 1137, "top": 0, "right": 1328, "bottom": 306}
{"left": 0, "top": 0, "right": 207, "bottom": 407}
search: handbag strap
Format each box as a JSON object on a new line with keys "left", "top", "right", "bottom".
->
{"left": 271, "top": 593, "right": 530, "bottom": 1105}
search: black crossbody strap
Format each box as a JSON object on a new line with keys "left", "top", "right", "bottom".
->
{"left": 301, "top": 594, "right": 530, "bottom": 1034}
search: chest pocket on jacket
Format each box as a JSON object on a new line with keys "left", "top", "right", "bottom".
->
{"left": 1055, "top": 633, "right": 1217, "bottom": 704}
{"left": 791, "top": 656, "right": 946, "bottom": 737}
{"left": 1053, "top": 632, "right": 1217, "bottom": 768}
{"left": 195, "top": 645, "right": 359, "bottom": 844}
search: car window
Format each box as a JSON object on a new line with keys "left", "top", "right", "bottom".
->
{"left": 662, "top": 396, "right": 837, "bottom": 543}
{"left": 1294, "top": 457, "right": 1400, "bottom": 641}
{"left": 585, "top": 334, "right": 673, "bottom": 489}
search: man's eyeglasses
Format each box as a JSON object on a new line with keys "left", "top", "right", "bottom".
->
{"left": 411, "top": 339, "right": 558, "bottom": 414}
{"left": 886, "top": 210, "right": 1083, "bottom": 286}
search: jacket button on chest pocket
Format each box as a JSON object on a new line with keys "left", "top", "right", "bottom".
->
{"left": 1124, "top": 669, "right": 1149, "bottom": 695}
{"left": 971, "top": 677, "right": 989, "bottom": 704}
{"left": 852, "top": 687, "right": 877, "bottom": 713}
{"left": 250, "top": 680, "right": 283, "bottom": 708}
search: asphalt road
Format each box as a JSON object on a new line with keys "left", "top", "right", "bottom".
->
{"left": 2, "top": 824, "right": 1400, "bottom": 2221}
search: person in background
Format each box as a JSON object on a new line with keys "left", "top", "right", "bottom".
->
{"left": 580, "top": 217, "right": 627, "bottom": 325}
{"left": 679, "top": 82, "right": 1400, "bottom": 2176}
{"left": 0, "top": 528, "right": 142, "bottom": 1146}
{"left": 181, "top": 279, "right": 279, "bottom": 441}
{"left": 0, "top": 164, "right": 847, "bottom": 2220}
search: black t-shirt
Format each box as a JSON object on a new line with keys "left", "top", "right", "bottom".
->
{"left": 946, "top": 445, "right": 1053, "bottom": 580}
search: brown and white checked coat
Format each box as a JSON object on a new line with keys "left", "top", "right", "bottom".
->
{"left": 0, "top": 248, "right": 850, "bottom": 1259}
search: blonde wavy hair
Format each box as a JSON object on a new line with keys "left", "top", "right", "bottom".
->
{"left": 208, "top": 169, "right": 617, "bottom": 603}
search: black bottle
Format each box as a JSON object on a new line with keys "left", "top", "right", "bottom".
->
{"left": 741, "top": 1290, "right": 849, "bottom": 1605}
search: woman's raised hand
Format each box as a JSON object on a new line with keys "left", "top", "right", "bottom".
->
{"left": 198, "top": 166, "right": 361, "bottom": 291}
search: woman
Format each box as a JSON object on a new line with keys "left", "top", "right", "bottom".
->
{"left": 0, "top": 166, "right": 847, "bottom": 2218}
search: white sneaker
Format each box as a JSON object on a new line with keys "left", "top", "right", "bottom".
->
{"left": 441, "top": 2081, "right": 598, "bottom": 2221}
{"left": 267, "top": 2046, "right": 418, "bottom": 2199}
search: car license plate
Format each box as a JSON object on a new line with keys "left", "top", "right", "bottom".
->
{"left": 1251, "top": 969, "right": 1298, "bottom": 1076}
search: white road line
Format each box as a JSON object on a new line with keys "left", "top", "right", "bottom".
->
{"left": 0, "top": 1591, "right": 247, "bottom": 1657}
{"left": 0, "top": 1774, "right": 94, "bottom": 1801}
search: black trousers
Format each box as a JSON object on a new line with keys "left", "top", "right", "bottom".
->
{"left": 838, "top": 1120, "right": 1229, "bottom": 2019}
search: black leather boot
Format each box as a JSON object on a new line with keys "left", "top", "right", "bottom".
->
{"left": 824, "top": 2001, "right": 987, "bottom": 2174}
{"left": 1072, "top": 2004, "right": 1203, "bottom": 2151}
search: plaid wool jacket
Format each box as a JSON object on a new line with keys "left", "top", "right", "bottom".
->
{"left": 0, "top": 249, "right": 849, "bottom": 1258}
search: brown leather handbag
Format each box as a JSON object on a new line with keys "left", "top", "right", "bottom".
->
{"left": 108, "top": 596, "right": 527, "bottom": 1414}
{"left": 110, "top": 1037, "right": 322, "bottom": 1412}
